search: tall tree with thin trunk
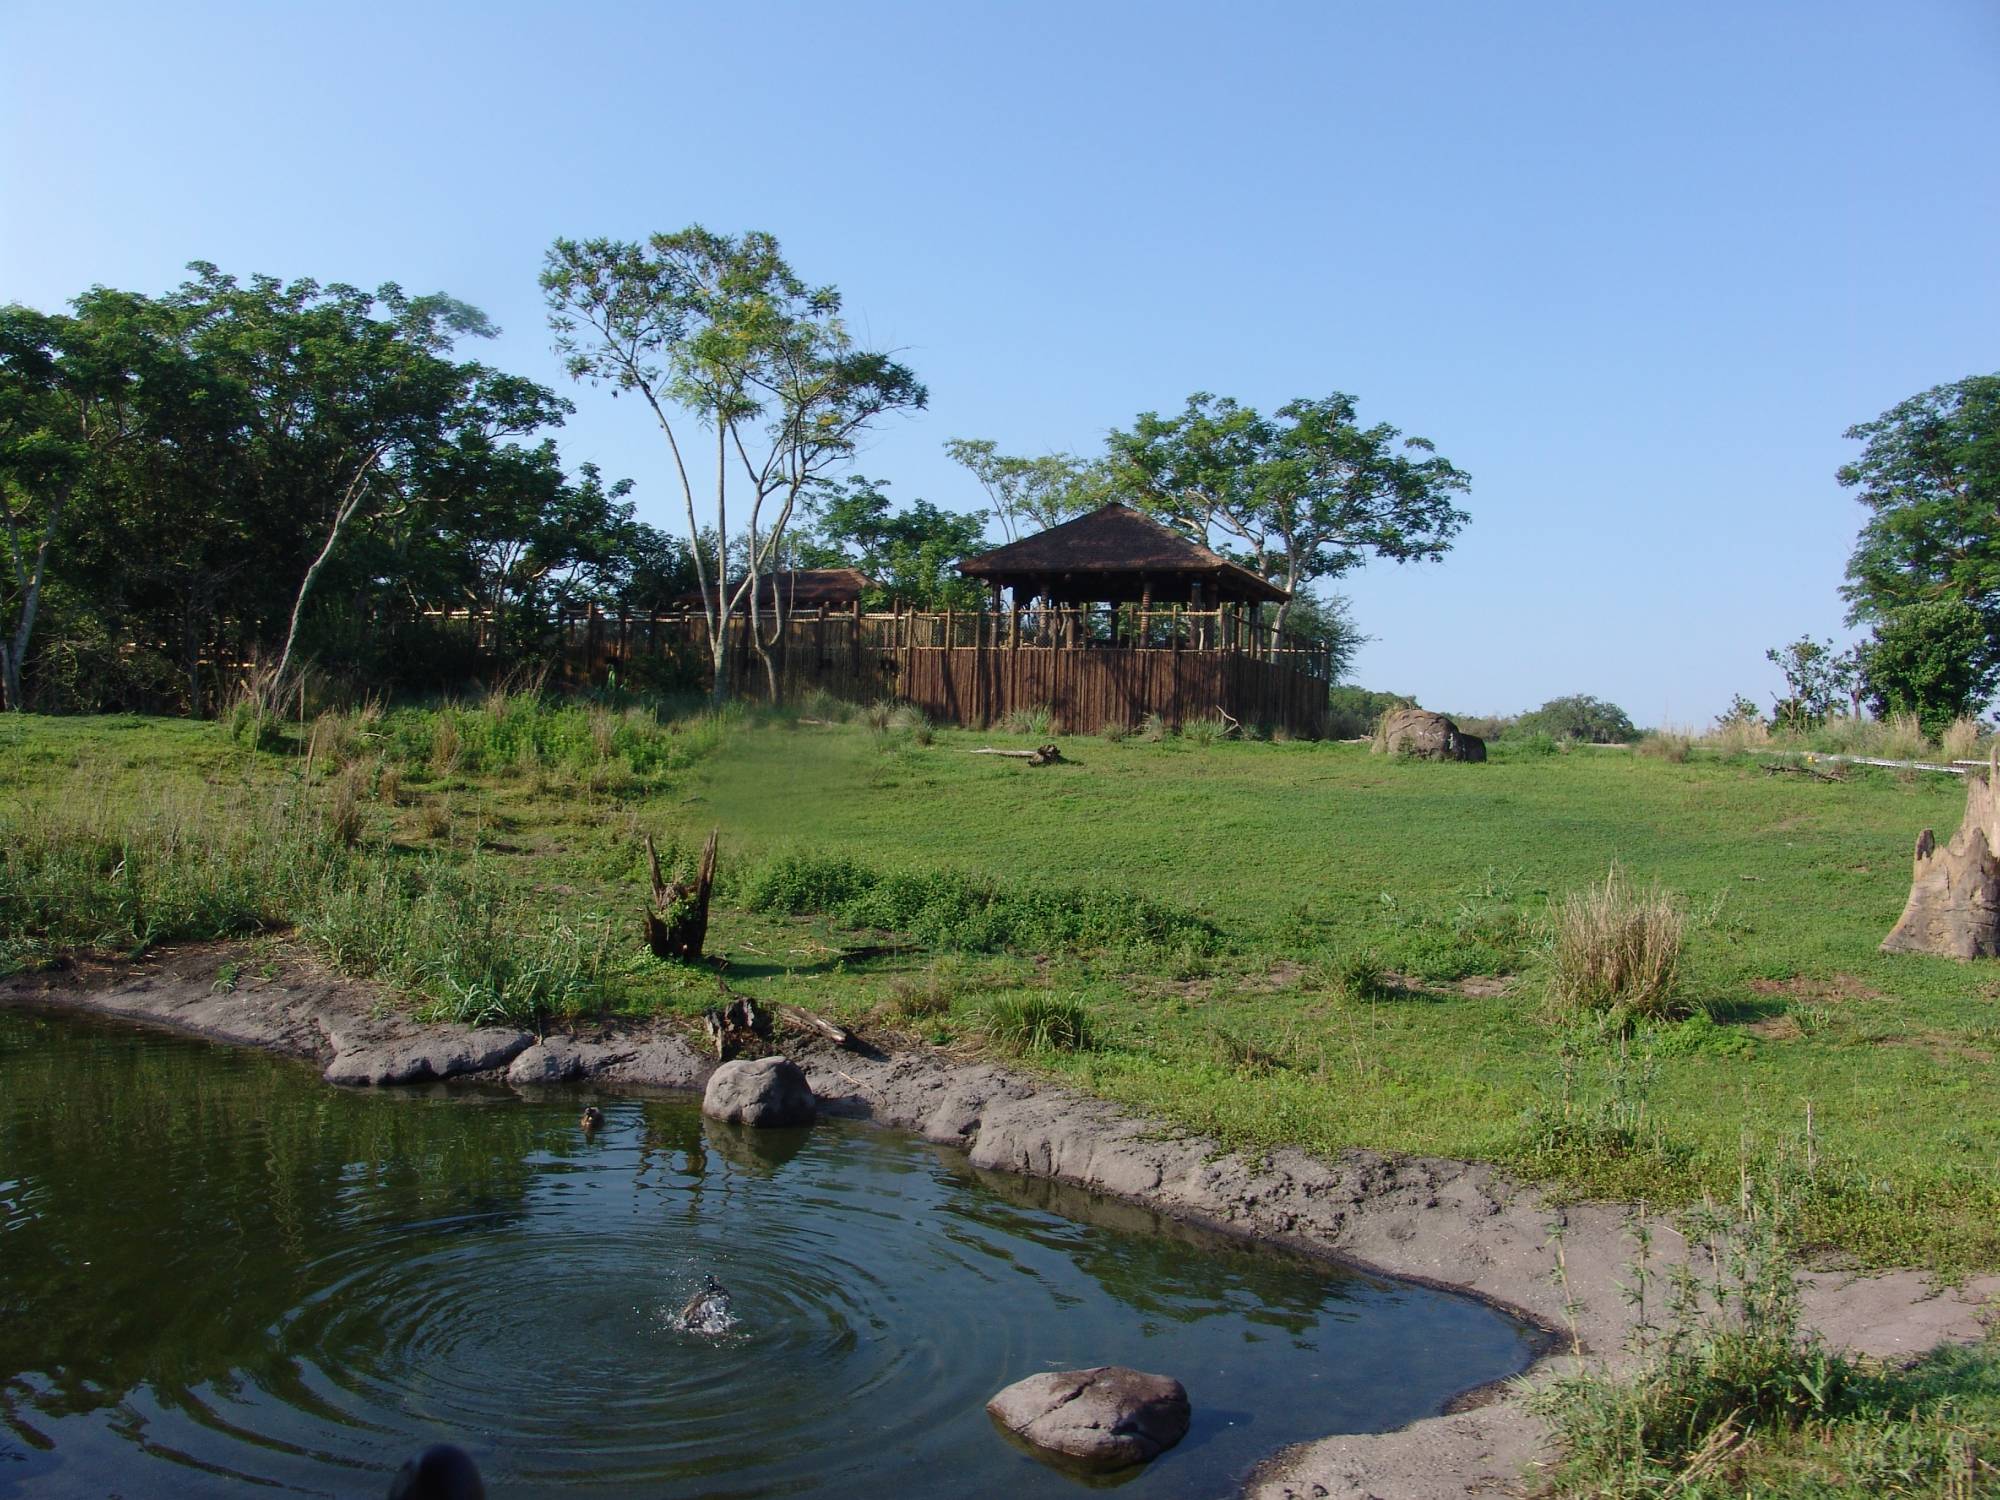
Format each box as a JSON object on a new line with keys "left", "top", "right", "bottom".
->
{"left": 542, "top": 228, "right": 925, "bottom": 703}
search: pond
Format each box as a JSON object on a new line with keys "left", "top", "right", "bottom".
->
{"left": 0, "top": 1007, "right": 1539, "bottom": 1498}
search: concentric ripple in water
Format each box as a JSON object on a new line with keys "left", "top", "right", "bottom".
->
{"left": 0, "top": 1008, "right": 1538, "bottom": 1498}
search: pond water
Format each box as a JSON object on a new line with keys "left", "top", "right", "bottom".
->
{"left": 0, "top": 1007, "right": 1539, "bottom": 1498}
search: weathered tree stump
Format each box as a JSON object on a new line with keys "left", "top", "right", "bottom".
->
{"left": 645, "top": 829, "right": 718, "bottom": 962}
{"left": 1882, "top": 758, "right": 2000, "bottom": 958}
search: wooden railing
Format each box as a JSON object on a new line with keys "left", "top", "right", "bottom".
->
{"left": 547, "top": 605, "right": 1341, "bottom": 686}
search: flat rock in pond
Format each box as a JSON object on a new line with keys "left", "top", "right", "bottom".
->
{"left": 986, "top": 1365, "right": 1190, "bottom": 1470}
{"left": 701, "top": 1056, "right": 815, "bottom": 1127}
{"left": 323, "top": 1027, "right": 534, "bottom": 1087}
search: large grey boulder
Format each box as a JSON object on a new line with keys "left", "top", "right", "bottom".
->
{"left": 323, "top": 1027, "right": 534, "bottom": 1086}
{"left": 985, "top": 1365, "right": 1190, "bottom": 1471}
{"left": 701, "top": 1056, "right": 816, "bottom": 1127}
{"left": 1375, "top": 707, "right": 1485, "bottom": 763}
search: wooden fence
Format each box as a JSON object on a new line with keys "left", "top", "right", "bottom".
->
{"left": 548, "top": 605, "right": 1334, "bottom": 737}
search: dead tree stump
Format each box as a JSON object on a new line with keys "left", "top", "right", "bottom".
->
{"left": 1882, "top": 758, "right": 2000, "bottom": 958}
{"left": 646, "top": 829, "right": 718, "bottom": 962}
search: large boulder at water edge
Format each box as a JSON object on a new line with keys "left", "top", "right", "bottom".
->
{"left": 986, "top": 1366, "right": 1190, "bottom": 1470}
{"left": 701, "top": 1056, "right": 816, "bottom": 1127}
{"left": 1375, "top": 707, "right": 1486, "bottom": 762}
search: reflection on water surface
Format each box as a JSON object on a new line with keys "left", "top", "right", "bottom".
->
{"left": 0, "top": 1006, "right": 1536, "bottom": 1497}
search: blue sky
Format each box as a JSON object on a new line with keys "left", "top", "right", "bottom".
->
{"left": 5, "top": 1, "right": 1996, "bottom": 724}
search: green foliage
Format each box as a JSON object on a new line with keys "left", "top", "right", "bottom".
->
{"left": 1532, "top": 1170, "right": 2000, "bottom": 1498}
{"left": 941, "top": 438, "right": 1116, "bottom": 541}
{"left": 1514, "top": 694, "right": 1636, "bottom": 744}
{"left": 1841, "top": 373, "right": 2000, "bottom": 649}
{"left": 1107, "top": 391, "right": 1471, "bottom": 603}
{"left": 795, "top": 474, "right": 989, "bottom": 610}
{"left": 741, "top": 852, "right": 1220, "bottom": 957}
{"left": 1766, "top": 635, "right": 1856, "bottom": 731}
{"left": 542, "top": 227, "right": 926, "bottom": 702}
{"left": 1326, "top": 685, "right": 1416, "bottom": 739}
{"left": 1862, "top": 598, "right": 2000, "bottom": 736}
{"left": 981, "top": 993, "right": 1096, "bottom": 1055}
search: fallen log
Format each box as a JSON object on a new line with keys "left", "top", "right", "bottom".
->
{"left": 969, "top": 744, "right": 1065, "bottom": 765}
{"left": 645, "top": 829, "right": 718, "bottom": 962}
{"left": 779, "top": 1002, "right": 852, "bottom": 1047}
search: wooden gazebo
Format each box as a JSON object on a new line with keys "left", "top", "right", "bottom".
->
{"left": 957, "top": 503, "right": 1287, "bottom": 613}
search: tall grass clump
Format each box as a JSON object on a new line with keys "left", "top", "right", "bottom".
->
{"left": 1139, "top": 712, "right": 1168, "bottom": 743}
{"left": 742, "top": 852, "right": 1222, "bottom": 957}
{"left": 1182, "top": 715, "right": 1228, "bottom": 747}
{"left": 1002, "top": 704, "right": 1056, "bottom": 737}
{"left": 1941, "top": 716, "right": 1985, "bottom": 762}
{"left": 981, "top": 993, "right": 1095, "bottom": 1055}
{"left": 1634, "top": 729, "right": 1692, "bottom": 763}
{"left": 1545, "top": 866, "right": 1687, "bottom": 1025}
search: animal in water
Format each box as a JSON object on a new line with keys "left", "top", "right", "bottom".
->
{"left": 677, "top": 1274, "right": 735, "bottom": 1334}
{"left": 580, "top": 1106, "right": 605, "bottom": 1132}
{"left": 386, "top": 1442, "right": 484, "bottom": 1500}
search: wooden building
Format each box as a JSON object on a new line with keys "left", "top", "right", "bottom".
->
{"left": 564, "top": 505, "right": 1335, "bottom": 737}
{"left": 672, "top": 568, "right": 875, "bottom": 612}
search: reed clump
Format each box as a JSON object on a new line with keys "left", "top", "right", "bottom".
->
{"left": 1545, "top": 866, "right": 1687, "bottom": 1025}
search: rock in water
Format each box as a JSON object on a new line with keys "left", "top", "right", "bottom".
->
{"left": 1373, "top": 707, "right": 1485, "bottom": 762}
{"left": 701, "top": 1056, "right": 815, "bottom": 1127}
{"left": 677, "top": 1275, "right": 735, "bottom": 1335}
{"left": 986, "top": 1366, "right": 1190, "bottom": 1471}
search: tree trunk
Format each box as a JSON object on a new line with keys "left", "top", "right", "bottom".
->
{"left": 645, "top": 829, "right": 718, "bottom": 962}
{"left": 1882, "top": 757, "right": 2000, "bottom": 958}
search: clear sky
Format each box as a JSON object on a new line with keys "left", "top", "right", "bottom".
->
{"left": 5, "top": 1, "right": 1996, "bottom": 724}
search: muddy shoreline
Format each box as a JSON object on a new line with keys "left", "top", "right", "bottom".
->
{"left": 5, "top": 944, "right": 1995, "bottom": 1500}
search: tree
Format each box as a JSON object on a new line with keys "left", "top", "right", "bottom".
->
{"left": 800, "top": 476, "right": 988, "bottom": 610}
{"left": 1513, "top": 694, "right": 1636, "bottom": 744}
{"left": 542, "top": 228, "right": 926, "bottom": 702}
{"left": 1107, "top": 391, "right": 1470, "bottom": 631}
{"left": 1764, "top": 635, "right": 1851, "bottom": 731}
{"left": 1862, "top": 599, "right": 1999, "bottom": 736}
{"left": 1841, "top": 374, "right": 2000, "bottom": 645}
{"left": 941, "top": 439, "right": 1113, "bottom": 541}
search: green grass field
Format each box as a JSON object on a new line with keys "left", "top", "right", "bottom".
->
{"left": 3, "top": 704, "right": 1998, "bottom": 1273}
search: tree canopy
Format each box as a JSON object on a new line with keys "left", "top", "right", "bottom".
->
{"left": 542, "top": 227, "right": 926, "bottom": 701}
{"left": 0, "top": 266, "right": 671, "bottom": 713}
{"left": 1106, "top": 391, "right": 1470, "bottom": 626}
{"left": 796, "top": 477, "right": 988, "bottom": 611}
{"left": 1841, "top": 374, "right": 2000, "bottom": 634}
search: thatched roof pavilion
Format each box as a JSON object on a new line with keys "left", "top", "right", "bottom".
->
{"left": 674, "top": 568, "right": 875, "bottom": 612}
{"left": 956, "top": 503, "right": 1287, "bottom": 608}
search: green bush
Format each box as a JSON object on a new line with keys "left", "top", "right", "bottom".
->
{"left": 1513, "top": 693, "right": 1637, "bottom": 744}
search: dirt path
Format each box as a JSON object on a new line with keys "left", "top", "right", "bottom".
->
{"left": 5, "top": 944, "right": 1994, "bottom": 1499}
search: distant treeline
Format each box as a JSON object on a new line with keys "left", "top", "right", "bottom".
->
{"left": 0, "top": 266, "right": 700, "bottom": 714}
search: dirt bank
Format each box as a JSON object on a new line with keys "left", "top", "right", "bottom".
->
{"left": 5, "top": 944, "right": 1994, "bottom": 1499}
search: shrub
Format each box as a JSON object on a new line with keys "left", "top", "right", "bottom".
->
{"left": 981, "top": 993, "right": 1095, "bottom": 1055}
{"left": 1513, "top": 694, "right": 1637, "bottom": 744}
{"left": 1546, "top": 866, "right": 1687, "bottom": 1025}
{"left": 1634, "top": 730, "right": 1692, "bottom": 763}
{"left": 1528, "top": 1176, "right": 1904, "bottom": 1498}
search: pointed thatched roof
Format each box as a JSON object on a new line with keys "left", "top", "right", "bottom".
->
{"left": 957, "top": 503, "right": 1287, "bottom": 604}
{"left": 673, "top": 568, "right": 874, "bottom": 611}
